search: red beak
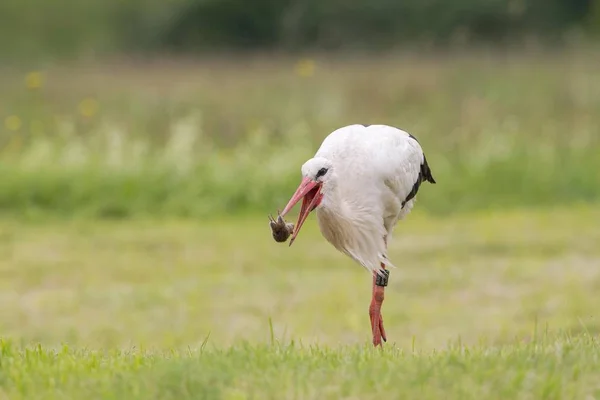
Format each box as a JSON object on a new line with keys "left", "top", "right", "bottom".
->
{"left": 281, "top": 176, "right": 323, "bottom": 246}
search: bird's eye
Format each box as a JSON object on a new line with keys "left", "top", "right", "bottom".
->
{"left": 316, "top": 167, "right": 328, "bottom": 178}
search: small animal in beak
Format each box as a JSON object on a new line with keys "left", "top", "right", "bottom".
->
{"left": 268, "top": 212, "right": 295, "bottom": 243}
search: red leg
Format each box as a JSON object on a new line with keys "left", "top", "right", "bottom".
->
{"left": 370, "top": 235, "right": 389, "bottom": 346}
{"left": 369, "top": 263, "right": 387, "bottom": 346}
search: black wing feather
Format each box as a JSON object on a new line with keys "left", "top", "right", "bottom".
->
{"left": 401, "top": 135, "right": 436, "bottom": 208}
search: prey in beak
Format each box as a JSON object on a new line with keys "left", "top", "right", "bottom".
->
{"left": 268, "top": 212, "right": 294, "bottom": 243}
{"left": 280, "top": 176, "right": 324, "bottom": 246}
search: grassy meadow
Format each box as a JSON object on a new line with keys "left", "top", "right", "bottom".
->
{"left": 2, "top": 208, "right": 600, "bottom": 398}
{"left": 1, "top": 49, "right": 600, "bottom": 398}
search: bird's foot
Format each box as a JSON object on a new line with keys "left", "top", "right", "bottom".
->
{"left": 369, "top": 309, "right": 387, "bottom": 347}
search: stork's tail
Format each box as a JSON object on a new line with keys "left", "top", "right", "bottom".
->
{"left": 422, "top": 154, "right": 436, "bottom": 184}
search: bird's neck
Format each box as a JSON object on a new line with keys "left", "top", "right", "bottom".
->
{"left": 317, "top": 189, "right": 371, "bottom": 247}
{"left": 317, "top": 186, "right": 387, "bottom": 273}
{"left": 319, "top": 186, "right": 348, "bottom": 218}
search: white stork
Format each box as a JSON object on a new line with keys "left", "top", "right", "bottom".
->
{"left": 278, "top": 124, "right": 436, "bottom": 346}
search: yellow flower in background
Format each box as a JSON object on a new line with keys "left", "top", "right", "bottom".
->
{"left": 295, "top": 59, "right": 315, "bottom": 78}
{"left": 25, "top": 71, "right": 44, "bottom": 90}
{"left": 4, "top": 115, "right": 22, "bottom": 131}
{"left": 79, "top": 98, "right": 99, "bottom": 118}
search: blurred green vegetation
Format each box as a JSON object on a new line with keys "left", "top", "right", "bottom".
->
{"left": 0, "top": 51, "right": 599, "bottom": 219}
{"left": 0, "top": 0, "right": 599, "bottom": 61}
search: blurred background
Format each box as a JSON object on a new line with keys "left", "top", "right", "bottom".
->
{"left": 0, "top": 0, "right": 599, "bottom": 349}
{"left": 1, "top": 0, "right": 599, "bottom": 217}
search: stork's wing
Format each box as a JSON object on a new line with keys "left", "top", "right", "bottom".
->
{"left": 384, "top": 133, "right": 433, "bottom": 200}
{"left": 365, "top": 125, "right": 436, "bottom": 232}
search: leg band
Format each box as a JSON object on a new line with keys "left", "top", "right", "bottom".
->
{"left": 375, "top": 269, "right": 390, "bottom": 287}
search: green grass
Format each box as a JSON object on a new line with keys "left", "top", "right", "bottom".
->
{"left": 2, "top": 336, "right": 600, "bottom": 400}
{"left": 1, "top": 50, "right": 600, "bottom": 218}
{"left": 1, "top": 206, "right": 600, "bottom": 398}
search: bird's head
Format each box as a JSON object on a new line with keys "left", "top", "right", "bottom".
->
{"left": 280, "top": 157, "right": 334, "bottom": 246}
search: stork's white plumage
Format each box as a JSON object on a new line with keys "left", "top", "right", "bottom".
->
{"left": 279, "top": 124, "right": 436, "bottom": 346}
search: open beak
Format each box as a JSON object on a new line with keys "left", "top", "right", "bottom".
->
{"left": 280, "top": 176, "right": 323, "bottom": 246}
